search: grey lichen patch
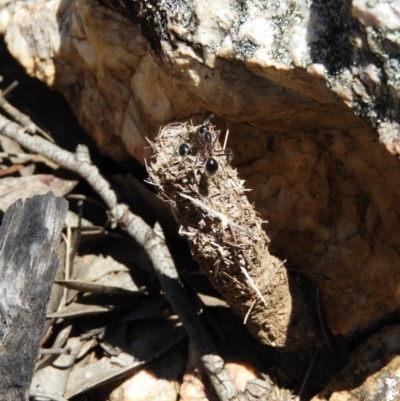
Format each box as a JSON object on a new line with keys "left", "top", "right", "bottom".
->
{"left": 230, "top": 0, "right": 249, "bottom": 36}
{"left": 147, "top": 119, "right": 318, "bottom": 350}
{"left": 386, "top": 58, "right": 400, "bottom": 96}
{"left": 247, "top": 0, "right": 269, "bottom": 10}
{"left": 234, "top": 37, "right": 258, "bottom": 61}
{"left": 384, "top": 30, "right": 400, "bottom": 56}
{"left": 271, "top": 2, "right": 304, "bottom": 66}
{"left": 157, "top": 0, "right": 196, "bottom": 41}
{"left": 159, "top": 0, "right": 194, "bottom": 28}
{"left": 308, "top": 0, "right": 400, "bottom": 143}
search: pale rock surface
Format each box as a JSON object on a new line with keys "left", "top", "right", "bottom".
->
{"left": 1, "top": 0, "right": 400, "bottom": 341}
{"left": 108, "top": 349, "right": 184, "bottom": 401}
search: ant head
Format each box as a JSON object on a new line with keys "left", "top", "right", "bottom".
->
{"left": 198, "top": 125, "right": 209, "bottom": 136}
{"left": 198, "top": 114, "right": 215, "bottom": 141}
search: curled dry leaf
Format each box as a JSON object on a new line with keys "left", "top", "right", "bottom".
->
{"left": 147, "top": 120, "right": 317, "bottom": 350}
{"left": 47, "top": 293, "right": 140, "bottom": 319}
{"left": 55, "top": 277, "right": 145, "bottom": 297}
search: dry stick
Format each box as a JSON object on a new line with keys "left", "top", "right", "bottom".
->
{"left": 316, "top": 288, "right": 334, "bottom": 353}
{"left": 1, "top": 80, "right": 19, "bottom": 97}
{"left": 239, "top": 265, "right": 269, "bottom": 309}
{"left": 0, "top": 94, "right": 54, "bottom": 142}
{"left": 69, "top": 199, "right": 83, "bottom": 266}
{"left": 0, "top": 115, "right": 240, "bottom": 401}
{"left": 38, "top": 348, "right": 72, "bottom": 355}
{"left": 298, "top": 350, "right": 318, "bottom": 399}
{"left": 243, "top": 300, "right": 257, "bottom": 325}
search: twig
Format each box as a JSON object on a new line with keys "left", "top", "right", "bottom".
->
{"left": 0, "top": 164, "right": 24, "bottom": 176}
{"left": 38, "top": 347, "right": 72, "bottom": 355}
{"left": 60, "top": 231, "right": 71, "bottom": 309}
{"left": 0, "top": 94, "right": 54, "bottom": 142}
{"left": 316, "top": 288, "right": 333, "bottom": 353}
{"left": 0, "top": 114, "right": 241, "bottom": 401}
{"left": 243, "top": 300, "right": 257, "bottom": 325}
{"left": 298, "top": 350, "right": 318, "bottom": 398}
{"left": 239, "top": 265, "right": 269, "bottom": 309}
{"left": 69, "top": 199, "right": 83, "bottom": 266}
{"left": 2, "top": 80, "right": 19, "bottom": 97}
{"left": 151, "top": 224, "right": 239, "bottom": 401}
{"left": 223, "top": 127, "right": 229, "bottom": 151}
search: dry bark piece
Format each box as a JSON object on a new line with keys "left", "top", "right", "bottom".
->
{"left": 147, "top": 120, "right": 318, "bottom": 351}
{"left": 0, "top": 192, "right": 68, "bottom": 400}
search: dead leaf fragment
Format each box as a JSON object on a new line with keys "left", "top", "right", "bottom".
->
{"left": 0, "top": 174, "right": 77, "bottom": 211}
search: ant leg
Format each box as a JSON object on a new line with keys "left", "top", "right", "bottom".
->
{"left": 214, "top": 148, "right": 233, "bottom": 165}
{"left": 212, "top": 130, "right": 221, "bottom": 148}
{"left": 224, "top": 147, "right": 234, "bottom": 164}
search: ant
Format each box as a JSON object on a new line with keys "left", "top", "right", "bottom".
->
{"left": 176, "top": 115, "right": 233, "bottom": 177}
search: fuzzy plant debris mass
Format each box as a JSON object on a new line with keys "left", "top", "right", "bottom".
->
{"left": 147, "top": 118, "right": 317, "bottom": 351}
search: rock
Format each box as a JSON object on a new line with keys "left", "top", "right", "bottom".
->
{"left": 109, "top": 349, "right": 184, "bottom": 401}
{"left": 1, "top": 0, "right": 400, "bottom": 342}
{"left": 312, "top": 325, "right": 400, "bottom": 401}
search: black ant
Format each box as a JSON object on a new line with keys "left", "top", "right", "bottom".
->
{"left": 176, "top": 115, "right": 233, "bottom": 177}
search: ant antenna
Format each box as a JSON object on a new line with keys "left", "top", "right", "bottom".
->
{"left": 203, "top": 113, "right": 215, "bottom": 126}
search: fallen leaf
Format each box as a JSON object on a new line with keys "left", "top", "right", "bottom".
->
{"left": 0, "top": 174, "right": 77, "bottom": 211}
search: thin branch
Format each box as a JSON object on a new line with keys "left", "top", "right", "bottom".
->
{"left": 239, "top": 265, "right": 269, "bottom": 309}
{"left": 150, "top": 223, "right": 239, "bottom": 401}
{"left": 0, "top": 94, "right": 54, "bottom": 142}
{"left": 316, "top": 288, "right": 333, "bottom": 353}
{"left": 69, "top": 199, "right": 83, "bottom": 266}
{"left": 38, "top": 348, "right": 72, "bottom": 355}
{"left": 243, "top": 300, "right": 257, "bottom": 325}
{"left": 2, "top": 80, "right": 19, "bottom": 97}
{"left": 298, "top": 350, "right": 318, "bottom": 398}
